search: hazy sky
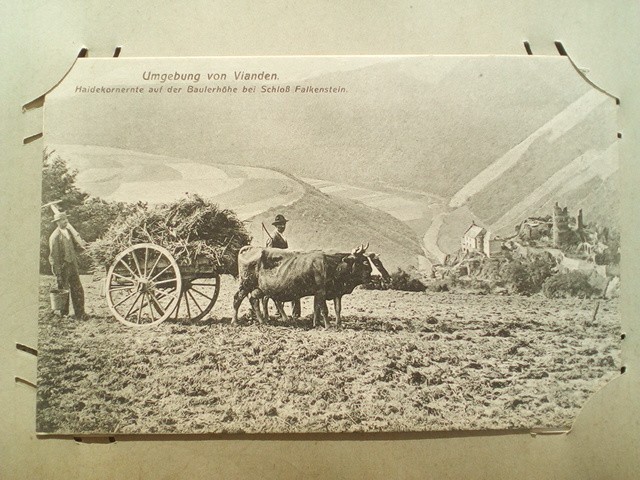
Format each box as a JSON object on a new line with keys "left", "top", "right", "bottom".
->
{"left": 45, "top": 55, "right": 596, "bottom": 165}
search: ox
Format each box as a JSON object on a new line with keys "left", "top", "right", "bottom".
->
{"left": 304, "top": 247, "right": 390, "bottom": 327}
{"left": 232, "top": 244, "right": 389, "bottom": 328}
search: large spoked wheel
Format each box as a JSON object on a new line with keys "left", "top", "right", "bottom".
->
{"left": 168, "top": 274, "right": 221, "bottom": 322}
{"left": 106, "top": 243, "right": 182, "bottom": 327}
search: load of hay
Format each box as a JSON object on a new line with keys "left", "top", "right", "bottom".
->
{"left": 87, "top": 195, "right": 252, "bottom": 276}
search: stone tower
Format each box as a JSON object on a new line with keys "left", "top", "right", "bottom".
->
{"left": 577, "top": 208, "right": 584, "bottom": 231}
{"left": 552, "top": 202, "right": 571, "bottom": 247}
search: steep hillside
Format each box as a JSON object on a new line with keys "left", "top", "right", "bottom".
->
{"left": 269, "top": 57, "right": 590, "bottom": 198}
{"left": 246, "top": 186, "right": 425, "bottom": 271}
{"left": 467, "top": 99, "right": 617, "bottom": 232}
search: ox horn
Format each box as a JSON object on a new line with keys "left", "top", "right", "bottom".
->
{"left": 362, "top": 242, "right": 369, "bottom": 252}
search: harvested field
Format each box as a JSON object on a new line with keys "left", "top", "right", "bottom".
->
{"left": 37, "top": 274, "right": 621, "bottom": 435}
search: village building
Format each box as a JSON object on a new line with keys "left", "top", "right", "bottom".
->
{"left": 461, "top": 223, "right": 484, "bottom": 253}
{"left": 461, "top": 222, "right": 502, "bottom": 258}
{"left": 483, "top": 232, "right": 503, "bottom": 258}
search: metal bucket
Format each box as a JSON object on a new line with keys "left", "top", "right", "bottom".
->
{"left": 50, "top": 289, "right": 69, "bottom": 312}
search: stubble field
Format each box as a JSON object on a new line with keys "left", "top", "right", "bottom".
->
{"left": 37, "top": 274, "right": 621, "bottom": 435}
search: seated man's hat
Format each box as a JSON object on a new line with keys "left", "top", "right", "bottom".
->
{"left": 272, "top": 214, "right": 288, "bottom": 226}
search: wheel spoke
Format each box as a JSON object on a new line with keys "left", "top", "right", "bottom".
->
{"left": 149, "top": 294, "right": 165, "bottom": 316}
{"left": 147, "top": 249, "right": 162, "bottom": 278}
{"left": 187, "top": 290, "right": 204, "bottom": 314}
{"left": 137, "top": 295, "right": 144, "bottom": 323}
{"left": 155, "top": 288, "right": 178, "bottom": 301}
{"left": 130, "top": 293, "right": 146, "bottom": 320}
{"left": 113, "top": 289, "right": 139, "bottom": 309}
{"left": 173, "top": 291, "right": 182, "bottom": 319}
{"left": 191, "top": 287, "right": 213, "bottom": 301}
{"left": 117, "top": 259, "right": 139, "bottom": 279}
{"left": 109, "top": 284, "right": 136, "bottom": 292}
{"left": 143, "top": 247, "right": 149, "bottom": 277}
{"left": 150, "top": 264, "right": 173, "bottom": 282}
{"left": 185, "top": 291, "right": 192, "bottom": 319}
{"left": 190, "top": 281, "right": 217, "bottom": 287}
{"left": 112, "top": 272, "right": 136, "bottom": 283}
{"left": 154, "top": 277, "right": 178, "bottom": 286}
{"left": 125, "top": 292, "right": 143, "bottom": 319}
{"left": 131, "top": 250, "right": 143, "bottom": 277}
{"left": 146, "top": 293, "right": 155, "bottom": 323}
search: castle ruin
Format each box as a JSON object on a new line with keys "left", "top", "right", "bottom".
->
{"left": 552, "top": 202, "right": 572, "bottom": 247}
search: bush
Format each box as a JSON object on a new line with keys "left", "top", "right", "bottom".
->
{"left": 364, "top": 267, "right": 427, "bottom": 292}
{"left": 477, "top": 257, "right": 507, "bottom": 281}
{"left": 389, "top": 268, "right": 427, "bottom": 292}
{"left": 362, "top": 276, "right": 387, "bottom": 290}
{"left": 462, "top": 278, "right": 492, "bottom": 294}
{"left": 594, "top": 228, "right": 620, "bottom": 266}
{"left": 527, "top": 252, "right": 556, "bottom": 289}
{"left": 429, "top": 280, "right": 450, "bottom": 292}
{"left": 500, "top": 252, "right": 556, "bottom": 295}
{"left": 542, "top": 271, "right": 599, "bottom": 298}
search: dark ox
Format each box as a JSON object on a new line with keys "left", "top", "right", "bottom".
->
{"left": 232, "top": 244, "right": 390, "bottom": 328}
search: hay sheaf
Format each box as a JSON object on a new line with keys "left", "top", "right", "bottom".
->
{"left": 87, "top": 195, "right": 251, "bottom": 275}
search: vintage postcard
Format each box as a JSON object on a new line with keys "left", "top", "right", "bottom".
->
{"left": 37, "top": 55, "right": 621, "bottom": 434}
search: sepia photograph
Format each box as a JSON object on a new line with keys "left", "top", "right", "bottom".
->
{"left": 37, "top": 55, "right": 621, "bottom": 434}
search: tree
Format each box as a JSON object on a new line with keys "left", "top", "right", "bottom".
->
{"left": 40, "top": 150, "right": 88, "bottom": 273}
{"left": 40, "top": 150, "right": 138, "bottom": 274}
{"left": 527, "top": 252, "right": 556, "bottom": 289}
{"left": 41, "top": 149, "right": 88, "bottom": 207}
{"left": 500, "top": 252, "right": 556, "bottom": 295}
{"left": 500, "top": 260, "right": 532, "bottom": 294}
{"left": 595, "top": 227, "right": 621, "bottom": 266}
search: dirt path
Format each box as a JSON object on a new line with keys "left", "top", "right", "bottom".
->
{"left": 422, "top": 213, "right": 448, "bottom": 264}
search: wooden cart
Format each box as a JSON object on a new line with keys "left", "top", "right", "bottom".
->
{"left": 105, "top": 243, "right": 221, "bottom": 327}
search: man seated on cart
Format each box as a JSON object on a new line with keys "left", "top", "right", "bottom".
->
{"left": 266, "top": 214, "right": 301, "bottom": 318}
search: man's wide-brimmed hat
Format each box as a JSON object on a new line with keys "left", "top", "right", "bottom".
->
{"left": 52, "top": 211, "right": 69, "bottom": 223}
{"left": 272, "top": 214, "right": 288, "bottom": 226}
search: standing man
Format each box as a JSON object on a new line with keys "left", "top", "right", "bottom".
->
{"left": 49, "top": 211, "right": 87, "bottom": 320}
{"left": 265, "top": 214, "right": 301, "bottom": 318}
